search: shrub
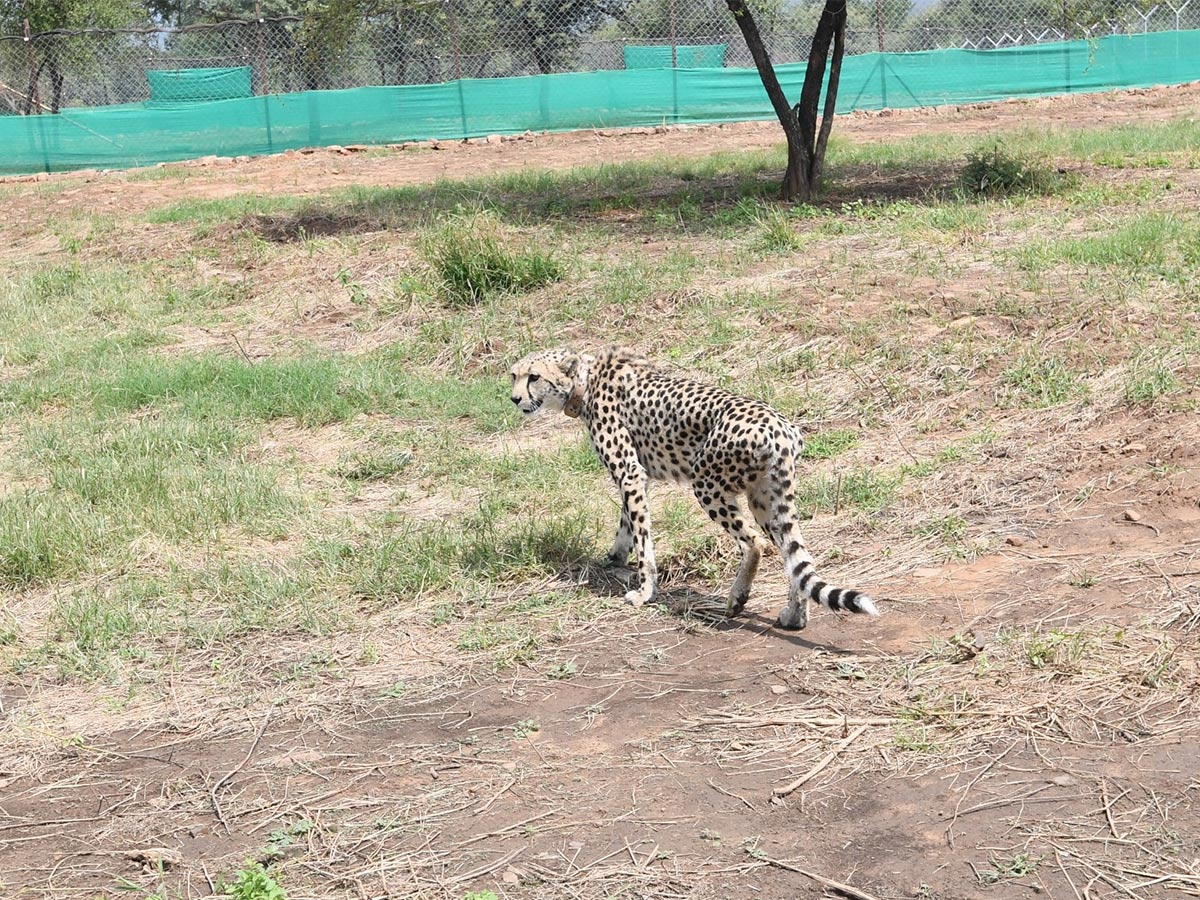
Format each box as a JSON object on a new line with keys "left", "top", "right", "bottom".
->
{"left": 960, "top": 144, "right": 1066, "bottom": 197}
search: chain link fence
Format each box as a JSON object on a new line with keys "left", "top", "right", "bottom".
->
{"left": 2, "top": 0, "right": 1197, "bottom": 113}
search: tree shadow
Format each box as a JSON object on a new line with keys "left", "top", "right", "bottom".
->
{"left": 237, "top": 155, "right": 963, "bottom": 245}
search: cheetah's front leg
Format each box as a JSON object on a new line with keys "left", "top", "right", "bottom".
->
{"left": 617, "top": 468, "right": 656, "bottom": 607}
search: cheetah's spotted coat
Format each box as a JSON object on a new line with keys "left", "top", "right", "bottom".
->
{"left": 509, "top": 346, "right": 878, "bottom": 629}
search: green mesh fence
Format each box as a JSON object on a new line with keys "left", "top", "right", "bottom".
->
{"left": 3, "top": 30, "right": 1198, "bottom": 176}
{"left": 624, "top": 44, "right": 727, "bottom": 68}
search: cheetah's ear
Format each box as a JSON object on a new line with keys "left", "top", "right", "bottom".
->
{"left": 559, "top": 352, "right": 580, "bottom": 378}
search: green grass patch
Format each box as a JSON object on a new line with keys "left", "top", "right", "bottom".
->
{"left": 13, "top": 348, "right": 513, "bottom": 433}
{"left": 29, "top": 417, "right": 295, "bottom": 540}
{"left": 802, "top": 429, "right": 860, "bottom": 460}
{"left": 1018, "top": 213, "right": 1188, "bottom": 273}
{"left": 797, "top": 469, "right": 899, "bottom": 516}
{"left": 146, "top": 194, "right": 302, "bottom": 227}
{"left": 317, "top": 506, "right": 600, "bottom": 603}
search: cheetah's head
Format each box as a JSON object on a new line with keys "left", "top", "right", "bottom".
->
{"left": 509, "top": 348, "right": 584, "bottom": 417}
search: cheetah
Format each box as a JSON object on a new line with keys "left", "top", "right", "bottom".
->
{"left": 509, "top": 346, "right": 878, "bottom": 630}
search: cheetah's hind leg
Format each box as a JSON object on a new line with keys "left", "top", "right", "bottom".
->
{"left": 691, "top": 478, "right": 762, "bottom": 617}
{"left": 604, "top": 505, "right": 634, "bottom": 568}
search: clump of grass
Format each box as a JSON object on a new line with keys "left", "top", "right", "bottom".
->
{"left": 977, "top": 853, "right": 1042, "bottom": 885}
{"left": 999, "top": 352, "right": 1087, "bottom": 408}
{"left": 960, "top": 144, "right": 1066, "bottom": 197}
{"left": 753, "top": 206, "right": 804, "bottom": 253}
{"left": 1124, "top": 353, "right": 1181, "bottom": 406}
{"left": 335, "top": 449, "right": 412, "bottom": 481}
{"left": 0, "top": 491, "right": 99, "bottom": 588}
{"left": 418, "top": 210, "right": 563, "bottom": 306}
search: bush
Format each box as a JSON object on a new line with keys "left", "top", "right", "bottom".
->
{"left": 960, "top": 144, "right": 1066, "bottom": 197}
{"left": 418, "top": 210, "right": 563, "bottom": 305}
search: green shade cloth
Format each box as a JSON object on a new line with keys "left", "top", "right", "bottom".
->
{"left": 624, "top": 45, "right": 674, "bottom": 68}
{"left": 3, "top": 30, "right": 1198, "bottom": 176}
{"left": 146, "top": 66, "right": 254, "bottom": 104}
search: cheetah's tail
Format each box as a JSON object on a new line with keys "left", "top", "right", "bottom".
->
{"left": 794, "top": 559, "right": 879, "bottom": 616}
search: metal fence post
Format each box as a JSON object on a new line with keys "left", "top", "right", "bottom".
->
{"left": 446, "top": 0, "right": 463, "bottom": 81}
{"left": 255, "top": 2, "right": 267, "bottom": 95}
{"left": 24, "top": 18, "right": 41, "bottom": 115}
{"left": 669, "top": 0, "right": 678, "bottom": 67}
{"left": 875, "top": 0, "right": 885, "bottom": 51}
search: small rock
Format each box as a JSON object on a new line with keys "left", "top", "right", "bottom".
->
{"left": 32, "top": 172, "right": 49, "bottom": 181}
{"left": 729, "top": 740, "right": 744, "bottom": 751}
{"left": 1005, "top": 535, "right": 1026, "bottom": 547}
{"left": 485, "top": 133, "right": 503, "bottom": 144}
{"left": 1123, "top": 509, "right": 1141, "bottom": 522}
{"left": 345, "top": 144, "right": 368, "bottom": 152}
{"left": 1126, "top": 441, "right": 1147, "bottom": 453}
{"left": 1050, "top": 773, "right": 1077, "bottom": 787}
{"left": 501, "top": 868, "right": 520, "bottom": 885}
{"left": 234, "top": 155, "right": 251, "bottom": 163}
{"left": 193, "top": 154, "right": 218, "bottom": 166}
{"left": 769, "top": 684, "right": 788, "bottom": 695}
{"left": 212, "top": 156, "right": 235, "bottom": 166}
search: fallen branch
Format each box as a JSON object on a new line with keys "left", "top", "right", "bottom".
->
{"left": 773, "top": 724, "right": 869, "bottom": 798}
{"left": 761, "top": 855, "right": 882, "bottom": 900}
{"left": 210, "top": 708, "right": 273, "bottom": 835}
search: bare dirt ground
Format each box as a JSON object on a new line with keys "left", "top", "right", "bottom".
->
{"left": 2, "top": 84, "right": 1200, "bottom": 900}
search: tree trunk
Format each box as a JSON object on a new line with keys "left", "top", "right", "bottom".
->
{"left": 725, "top": 0, "right": 846, "bottom": 201}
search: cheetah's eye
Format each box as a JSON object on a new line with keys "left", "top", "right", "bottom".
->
{"left": 528, "top": 373, "right": 541, "bottom": 384}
